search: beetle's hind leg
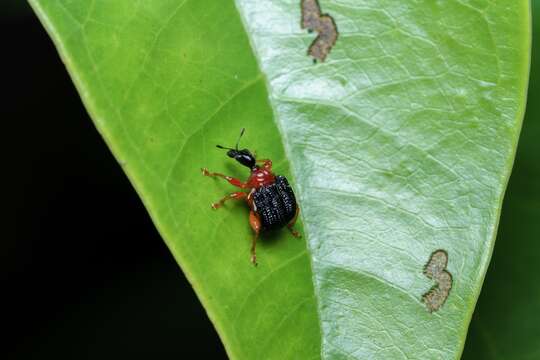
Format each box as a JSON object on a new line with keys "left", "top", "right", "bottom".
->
{"left": 211, "top": 191, "right": 246, "bottom": 209}
{"left": 287, "top": 206, "right": 302, "bottom": 238}
{"left": 249, "top": 210, "right": 261, "bottom": 266}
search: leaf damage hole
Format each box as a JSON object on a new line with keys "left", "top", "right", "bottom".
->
{"left": 301, "top": 0, "right": 338, "bottom": 63}
{"left": 422, "top": 250, "right": 452, "bottom": 312}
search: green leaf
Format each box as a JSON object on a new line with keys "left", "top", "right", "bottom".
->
{"left": 463, "top": 1, "right": 539, "bottom": 358}
{"left": 30, "top": 0, "right": 530, "bottom": 359}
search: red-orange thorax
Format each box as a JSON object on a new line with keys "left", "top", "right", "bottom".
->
{"left": 247, "top": 167, "right": 275, "bottom": 188}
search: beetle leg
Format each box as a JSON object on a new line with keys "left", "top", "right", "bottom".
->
{"left": 202, "top": 168, "right": 248, "bottom": 188}
{"left": 287, "top": 206, "right": 302, "bottom": 238}
{"left": 249, "top": 210, "right": 261, "bottom": 266}
{"left": 211, "top": 191, "right": 246, "bottom": 209}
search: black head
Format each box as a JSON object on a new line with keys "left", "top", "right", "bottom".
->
{"left": 216, "top": 128, "right": 256, "bottom": 169}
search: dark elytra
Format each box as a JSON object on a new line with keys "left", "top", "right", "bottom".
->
{"left": 252, "top": 176, "right": 297, "bottom": 230}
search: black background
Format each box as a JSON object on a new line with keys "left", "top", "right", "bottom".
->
{"left": 3, "top": 2, "right": 227, "bottom": 359}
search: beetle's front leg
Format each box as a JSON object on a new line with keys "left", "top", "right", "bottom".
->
{"left": 201, "top": 168, "right": 248, "bottom": 188}
{"left": 211, "top": 191, "right": 246, "bottom": 209}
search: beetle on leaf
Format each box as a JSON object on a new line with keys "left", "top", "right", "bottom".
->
{"left": 202, "top": 129, "right": 301, "bottom": 266}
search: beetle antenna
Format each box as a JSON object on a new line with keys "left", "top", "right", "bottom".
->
{"left": 235, "top": 128, "right": 245, "bottom": 150}
{"left": 216, "top": 144, "right": 234, "bottom": 150}
{"left": 216, "top": 128, "right": 245, "bottom": 150}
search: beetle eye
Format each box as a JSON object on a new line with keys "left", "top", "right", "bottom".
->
{"left": 226, "top": 150, "right": 237, "bottom": 158}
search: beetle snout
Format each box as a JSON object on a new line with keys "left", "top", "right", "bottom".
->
{"left": 226, "top": 150, "right": 238, "bottom": 158}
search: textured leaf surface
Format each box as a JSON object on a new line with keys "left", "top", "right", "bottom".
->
{"left": 463, "top": 1, "right": 539, "bottom": 358}
{"left": 30, "top": 0, "right": 530, "bottom": 359}
{"left": 234, "top": 0, "right": 529, "bottom": 358}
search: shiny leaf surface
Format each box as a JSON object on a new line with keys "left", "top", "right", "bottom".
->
{"left": 234, "top": 0, "right": 529, "bottom": 358}
{"left": 463, "top": 1, "right": 539, "bottom": 358}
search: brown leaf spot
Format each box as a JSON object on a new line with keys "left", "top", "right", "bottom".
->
{"left": 422, "top": 250, "right": 453, "bottom": 312}
{"left": 301, "top": 0, "right": 338, "bottom": 62}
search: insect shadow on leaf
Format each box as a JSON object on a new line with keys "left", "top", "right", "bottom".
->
{"left": 301, "top": 0, "right": 338, "bottom": 63}
{"left": 422, "top": 250, "right": 453, "bottom": 312}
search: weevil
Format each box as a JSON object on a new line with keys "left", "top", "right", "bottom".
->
{"left": 202, "top": 129, "right": 301, "bottom": 266}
